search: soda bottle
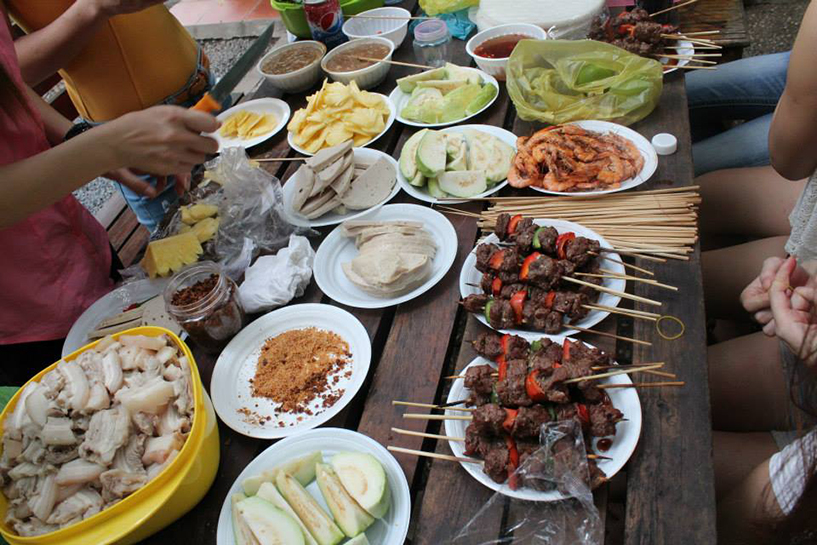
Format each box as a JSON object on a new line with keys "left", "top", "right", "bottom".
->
{"left": 303, "top": 0, "right": 348, "bottom": 49}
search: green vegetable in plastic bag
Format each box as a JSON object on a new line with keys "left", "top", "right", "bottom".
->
{"left": 506, "top": 40, "right": 663, "bottom": 126}
{"left": 419, "top": 0, "right": 478, "bottom": 16}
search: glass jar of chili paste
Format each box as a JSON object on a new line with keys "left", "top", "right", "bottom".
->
{"left": 164, "top": 262, "right": 246, "bottom": 352}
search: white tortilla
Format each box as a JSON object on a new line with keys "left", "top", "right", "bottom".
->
{"left": 305, "top": 140, "right": 353, "bottom": 171}
{"left": 290, "top": 165, "right": 315, "bottom": 212}
{"left": 342, "top": 220, "right": 424, "bottom": 237}
{"left": 341, "top": 157, "right": 396, "bottom": 210}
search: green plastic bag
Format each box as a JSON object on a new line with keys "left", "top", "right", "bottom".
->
{"left": 506, "top": 40, "right": 663, "bottom": 126}
{"left": 419, "top": 0, "right": 478, "bottom": 16}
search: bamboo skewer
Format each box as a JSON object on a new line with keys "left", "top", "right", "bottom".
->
{"left": 591, "top": 254, "right": 654, "bottom": 276}
{"left": 677, "top": 30, "right": 720, "bottom": 36}
{"left": 666, "top": 65, "right": 718, "bottom": 70}
{"left": 564, "top": 363, "right": 664, "bottom": 384}
{"left": 650, "top": 0, "right": 697, "bottom": 16}
{"left": 599, "top": 381, "right": 685, "bottom": 389}
{"left": 404, "top": 413, "right": 472, "bottom": 421}
{"left": 576, "top": 272, "right": 678, "bottom": 292}
{"left": 570, "top": 325, "right": 652, "bottom": 346}
{"left": 391, "top": 427, "right": 465, "bottom": 442}
{"left": 586, "top": 303, "right": 660, "bottom": 318}
{"left": 658, "top": 55, "right": 717, "bottom": 65}
{"left": 392, "top": 400, "right": 473, "bottom": 412}
{"left": 387, "top": 446, "right": 482, "bottom": 464}
{"left": 563, "top": 276, "right": 662, "bottom": 307}
{"left": 583, "top": 304, "right": 659, "bottom": 322}
{"left": 353, "top": 56, "right": 434, "bottom": 70}
{"left": 255, "top": 157, "right": 307, "bottom": 162}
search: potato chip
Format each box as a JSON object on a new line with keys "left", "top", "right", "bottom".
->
{"left": 220, "top": 110, "right": 277, "bottom": 139}
{"left": 287, "top": 78, "right": 390, "bottom": 153}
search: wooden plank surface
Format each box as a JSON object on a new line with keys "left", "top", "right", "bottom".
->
{"left": 679, "top": 0, "right": 749, "bottom": 49}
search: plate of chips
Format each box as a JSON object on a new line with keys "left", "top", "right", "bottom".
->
{"left": 287, "top": 79, "right": 395, "bottom": 156}
{"left": 212, "top": 98, "right": 290, "bottom": 152}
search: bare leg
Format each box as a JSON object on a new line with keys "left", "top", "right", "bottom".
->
{"left": 702, "top": 236, "right": 789, "bottom": 320}
{"left": 708, "top": 332, "right": 792, "bottom": 432}
{"left": 714, "top": 430, "right": 778, "bottom": 500}
{"left": 698, "top": 166, "right": 806, "bottom": 237}
{"left": 717, "top": 458, "right": 783, "bottom": 545}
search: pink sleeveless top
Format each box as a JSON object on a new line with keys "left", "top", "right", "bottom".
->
{"left": 0, "top": 17, "right": 112, "bottom": 344}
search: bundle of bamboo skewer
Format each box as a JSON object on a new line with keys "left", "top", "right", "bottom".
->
{"left": 441, "top": 186, "right": 700, "bottom": 261}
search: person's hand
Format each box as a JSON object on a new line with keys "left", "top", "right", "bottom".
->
{"left": 770, "top": 257, "right": 817, "bottom": 367}
{"left": 740, "top": 256, "right": 809, "bottom": 335}
{"left": 104, "top": 168, "right": 191, "bottom": 199}
{"left": 104, "top": 106, "right": 219, "bottom": 185}
{"left": 85, "top": 0, "right": 164, "bottom": 17}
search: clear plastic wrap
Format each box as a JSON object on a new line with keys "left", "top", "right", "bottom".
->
{"left": 452, "top": 420, "right": 603, "bottom": 545}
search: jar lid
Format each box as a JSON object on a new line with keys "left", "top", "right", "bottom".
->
{"left": 651, "top": 133, "right": 677, "bottom": 155}
{"left": 414, "top": 19, "right": 449, "bottom": 43}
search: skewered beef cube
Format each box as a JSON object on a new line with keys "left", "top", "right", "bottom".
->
{"left": 530, "top": 346, "right": 559, "bottom": 372}
{"left": 515, "top": 224, "right": 538, "bottom": 254}
{"left": 557, "top": 259, "right": 577, "bottom": 279}
{"left": 572, "top": 341, "right": 614, "bottom": 367}
{"left": 488, "top": 299, "right": 517, "bottom": 329}
{"left": 467, "top": 391, "right": 493, "bottom": 407}
{"left": 496, "top": 247, "right": 521, "bottom": 273}
{"left": 471, "top": 332, "right": 503, "bottom": 359}
{"left": 566, "top": 237, "right": 600, "bottom": 267}
{"left": 496, "top": 375, "right": 533, "bottom": 408}
{"left": 617, "top": 7, "right": 650, "bottom": 25}
{"left": 475, "top": 243, "right": 501, "bottom": 273}
{"left": 506, "top": 358, "right": 529, "bottom": 379}
{"left": 498, "top": 271, "right": 520, "bottom": 284}
{"left": 483, "top": 442, "right": 510, "bottom": 484}
{"left": 462, "top": 294, "right": 490, "bottom": 314}
{"left": 530, "top": 366, "right": 571, "bottom": 404}
{"left": 556, "top": 403, "right": 580, "bottom": 422}
{"left": 543, "top": 311, "right": 564, "bottom": 334}
{"left": 494, "top": 214, "right": 510, "bottom": 240}
{"left": 526, "top": 255, "right": 562, "bottom": 289}
{"left": 553, "top": 292, "right": 590, "bottom": 320}
{"left": 464, "top": 364, "right": 496, "bottom": 395}
{"left": 500, "top": 283, "right": 527, "bottom": 299}
{"left": 588, "top": 459, "right": 607, "bottom": 490}
{"left": 633, "top": 21, "right": 664, "bottom": 42}
{"left": 531, "top": 337, "right": 553, "bottom": 353}
{"left": 575, "top": 273, "right": 603, "bottom": 298}
{"left": 578, "top": 382, "right": 605, "bottom": 404}
{"left": 535, "top": 226, "right": 559, "bottom": 256}
{"left": 512, "top": 405, "right": 552, "bottom": 439}
{"left": 480, "top": 272, "right": 495, "bottom": 294}
{"left": 506, "top": 336, "right": 530, "bottom": 360}
{"left": 471, "top": 403, "right": 507, "bottom": 436}
{"left": 521, "top": 301, "right": 563, "bottom": 333}
{"left": 464, "top": 423, "right": 493, "bottom": 457}
{"left": 588, "top": 399, "right": 623, "bottom": 437}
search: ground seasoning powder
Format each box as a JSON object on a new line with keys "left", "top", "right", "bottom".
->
{"left": 251, "top": 327, "right": 352, "bottom": 414}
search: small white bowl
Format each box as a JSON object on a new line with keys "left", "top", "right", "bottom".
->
{"left": 342, "top": 6, "right": 410, "bottom": 48}
{"left": 257, "top": 40, "right": 326, "bottom": 94}
{"left": 320, "top": 36, "right": 394, "bottom": 90}
{"left": 466, "top": 23, "right": 547, "bottom": 81}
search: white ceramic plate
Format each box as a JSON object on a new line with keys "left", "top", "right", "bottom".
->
{"left": 62, "top": 278, "right": 171, "bottom": 357}
{"left": 446, "top": 342, "right": 642, "bottom": 501}
{"left": 314, "top": 204, "right": 458, "bottom": 309}
{"left": 397, "top": 124, "right": 513, "bottom": 205}
{"left": 459, "top": 219, "right": 625, "bottom": 336}
{"left": 527, "top": 120, "right": 658, "bottom": 197}
{"left": 388, "top": 66, "right": 499, "bottom": 128}
{"left": 663, "top": 40, "right": 693, "bottom": 74}
{"left": 281, "top": 148, "right": 402, "bottom": 228}
{"left": 210, "top": 98, "right": 290, "bottom": 152}
{"left": 210, "top": 304, "right": 371, "bottom": 439}
{"left": 216, "top": 428, "right": 411, "bottom": 545}
{"left": 286, "top": 93, "right": 396, "bottom": 156}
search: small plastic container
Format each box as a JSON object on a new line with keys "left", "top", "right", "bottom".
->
{"left": 412, "top": 19, "right": 451, "bottom": 68}
{"left": 165, "top": 262, "right": 246, "bottom": 353}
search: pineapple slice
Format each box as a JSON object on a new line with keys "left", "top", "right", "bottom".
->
{"left": 190, "top": 217, "right": 219, "bottom": 243}
{"left": 180, "top": 204, "right": 219, "bottom": 225}
{"left": 141, "top": 232, "right": 203, "bottom": 278}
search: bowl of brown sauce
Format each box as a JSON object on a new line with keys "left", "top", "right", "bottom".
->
{"left": 257, "top": 40, "right": 326, "bottom": 93}
{"left": 466, "top": 23, "right": 547, "bottom": 81}
{"left": 321, "top": 36, "right": 394, "bottom": 90}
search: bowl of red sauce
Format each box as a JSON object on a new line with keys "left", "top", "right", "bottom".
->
{"left": 466, "top": 23, "right": 547, "bottom": 81}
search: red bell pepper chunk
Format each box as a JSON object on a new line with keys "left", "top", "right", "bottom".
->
{"left": 502, "top": 408, "right": 518, "bottom": 434}
{"left": 505, "top": 435, "right": 520, "bottom": 489}
{"left": 562, "top": 339, "right": 571, "bottom": 363}
{"left": 500, "top": 334, "right": 510, "bottom": 353}
{"left": 491, "top": 277, "right": 502, "bottom": 297}
{"left": 618, "top": 23, "right": 636, "bottom": 38}
{"left": 545, "top": 290, "right": 556, "bottom": 309}
{"left": 556, "top": 232, "right": 575, "bottom": 260}
{"left": 519, "top": 252, "right": 541, "bottom": 281}
{"left": 525, "top": 370, "right": 548, "bottom": 403}
{"left": 510, "top": 290, "right": 526, "bottom": 324}
{"left": 497, "top": 354, "right": 508, "bottom": 381}
{"left": 489, "top": 249, "right": 505, "bottom": 270}
{"left": 507, "top": 214, "right": 523, "bottom": 236}
{"left": 577, "top": 403, "right": 590, "bottom": 426}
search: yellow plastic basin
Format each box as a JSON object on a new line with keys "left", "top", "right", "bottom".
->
{"left": 0, "top": 326, "right": 220, "bottom": 545}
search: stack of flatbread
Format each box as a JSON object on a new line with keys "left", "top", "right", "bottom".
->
{"left": 289, "top": 140, "right": 397, "bottom": 220}
{"left": 341, "top": 221, "right": 437, "bottom": 296}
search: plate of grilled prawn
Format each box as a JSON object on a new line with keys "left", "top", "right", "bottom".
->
{"left": 508, "top": 120, "right": 658, "bottom": 195}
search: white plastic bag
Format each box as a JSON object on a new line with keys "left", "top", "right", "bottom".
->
{"left": 238, "top": 235, "right": 315, "bottom": 314}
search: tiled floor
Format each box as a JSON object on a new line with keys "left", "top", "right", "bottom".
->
{"left": 170, "top": 0, "right": 279, "bottom": 26}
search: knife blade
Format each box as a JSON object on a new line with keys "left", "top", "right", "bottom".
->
{"left": 192, "top": 23, "right": 275, "bottom": 113}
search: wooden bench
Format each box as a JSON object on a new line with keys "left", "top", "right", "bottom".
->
{"left": 679, "top": 0, "right": 750, "bottom": 61}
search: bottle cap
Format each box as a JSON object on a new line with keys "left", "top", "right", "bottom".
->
{"left": 651, "top": 133, "right": 677, "bottom": 155}
{"left": 414, "top": 19, "right": 449, "bottom": 43}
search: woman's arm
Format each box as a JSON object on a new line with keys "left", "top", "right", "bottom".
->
{"left": 769, "top": 1, "right": 817, "bottom": 180}
{"left": 11, "top": 0, "right": 163, "bottom": 87}
{"left": 0, "top": 105, "right": 219, "bottom": 229}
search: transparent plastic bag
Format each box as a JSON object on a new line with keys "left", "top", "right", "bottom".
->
{"left": 506, "top": 39, "right": 663, "bottom": 126}
{"left": 419, "top": 0, "right": 478, "bottom": 16}
{"left": 452, "top": 421, "right": 603, "bottom": 545}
